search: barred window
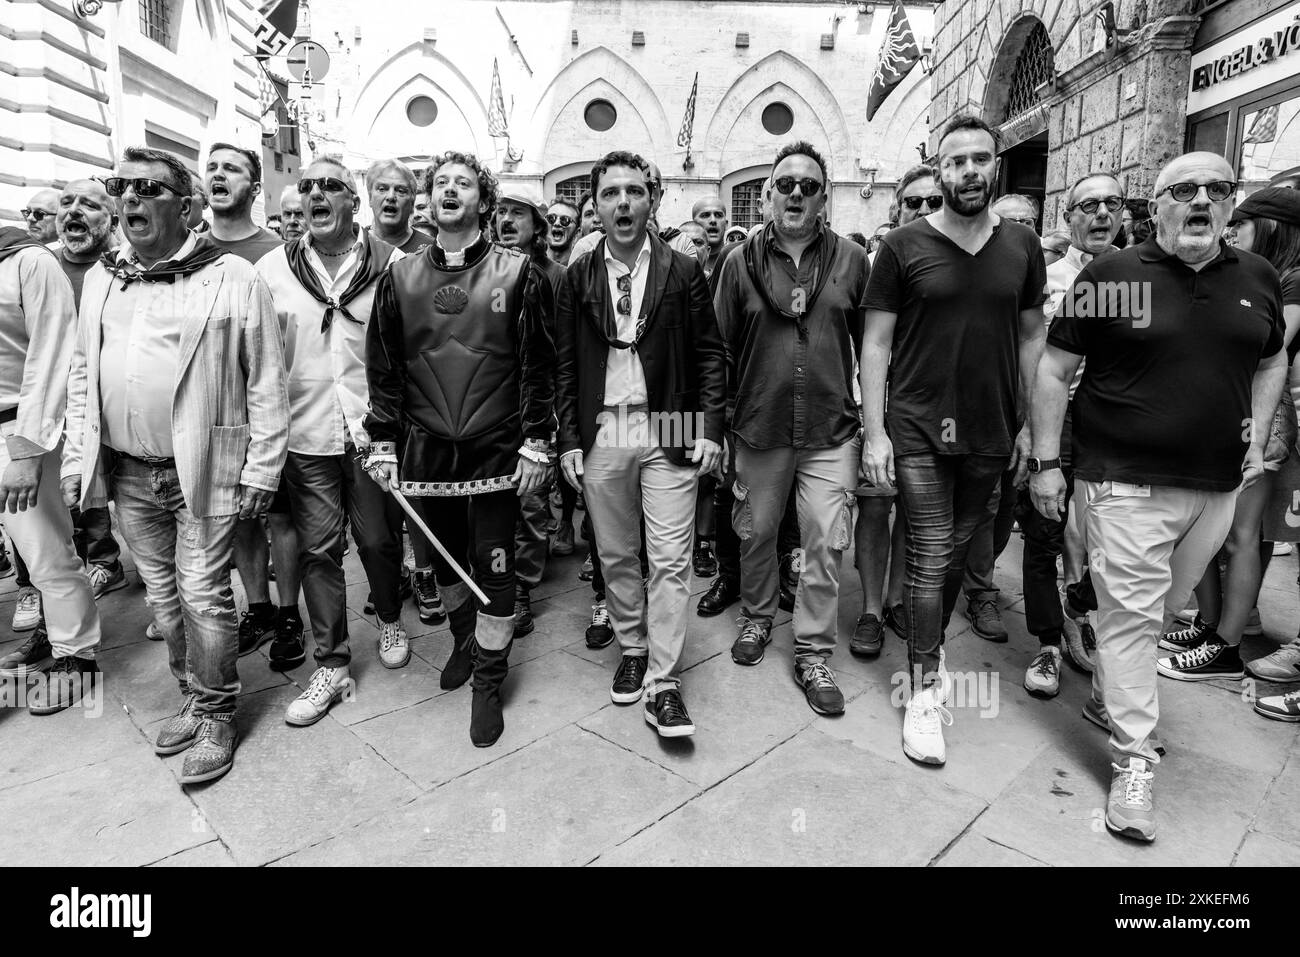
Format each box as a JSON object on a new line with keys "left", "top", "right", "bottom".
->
{"left": 555, "top": 174, "right": 590, "bottom": 208}
{"left": 1006, "top": 22, "right": 1054, "bottom": 120}
{"left": 730, "top": 177, "right": 767, "bottom": 229}
{"left": 139, "top": 0, "right": 172, "bottom": 47}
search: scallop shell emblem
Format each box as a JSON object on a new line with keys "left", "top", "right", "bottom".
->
{"left": 434, "top": 285, "right": 470, "bottom": 315}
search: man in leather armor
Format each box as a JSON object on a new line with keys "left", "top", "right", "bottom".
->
{"left": 365, "top": 152, "right": 556, "bottom": 748}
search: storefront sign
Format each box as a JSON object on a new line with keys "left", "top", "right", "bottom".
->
{"left": 1189, "top": 5, "right": 1300, "bottom": 113}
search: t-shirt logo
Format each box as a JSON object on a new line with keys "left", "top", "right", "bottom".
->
{"left": 1241, "top": 299, "right": 1252, "bottom": 308}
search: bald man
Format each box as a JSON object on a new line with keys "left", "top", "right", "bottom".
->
{"left": 691, "top": 196, "right": 728, "bottom": 277}
{"left": 279, "top": 184, "right": 306, "bottom": 242}
{"left": 55, "top": 180, "right": 117, "bottom": 307}
{"left": 1030, "top": 151, "right": 1287, "bottom": 842}
{"left": 23, "top": 189, "right": 60, "bottom": 245}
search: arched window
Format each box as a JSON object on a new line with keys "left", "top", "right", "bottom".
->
{"left": 555, "top": 174, "right": 591, "bottom": 208}
{"left": 1006, "top": 22, "right": 1054, "bottom": 120}
{"left": 730, "top": 177, "right": 767, "bottom": 229}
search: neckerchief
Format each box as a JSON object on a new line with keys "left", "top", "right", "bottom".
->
{"left": 742, "top": 222, "right": 839, "bottom": 340}
{"left": 100, "top": 235, "right": 226, "bottom": 291}
{"left": 0, "top": 227, "right": 46, "bottom": 264}
{"left": 285, "top": 230, "right": 394, "bottom": 332}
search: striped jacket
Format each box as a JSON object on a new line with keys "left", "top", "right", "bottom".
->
{"left": 62, "top": 252, "right": 289, "bottom": 518}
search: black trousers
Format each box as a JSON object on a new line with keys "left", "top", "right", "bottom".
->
{"left": 412, "top": 489, "right": 519, "bottom": 619}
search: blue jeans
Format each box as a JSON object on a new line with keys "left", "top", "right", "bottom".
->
{"left": 111, "top": 455, "right": 241, "bottom": 716}
{"left": 895, "top": 450, "right": 1007, "bottom": 683}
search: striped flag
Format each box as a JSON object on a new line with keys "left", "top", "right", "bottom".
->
{"left": 1244, "top": 105, "right": 1278, "bottom": 145}
{"left": 677, "top": 72, "right": 698, "bottom": 150}
{"left": 253, "top": 0, "right": 298, "bottom": 60}
{"left": 866, "top": 1, "right": 921, "bottom": 122}
{"left": 487, "top": 59, "right": 509, "bottom": 137}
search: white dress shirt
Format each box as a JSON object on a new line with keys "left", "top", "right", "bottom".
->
{"left": 1045, "top": 243, "right": 1095, "bottom": 399}
{"left": 99, "top": 233, "right": 198, "bottom": 458}
{"left": 256, "top": 230, "right": 403, "bottom": 456}
{"left": 603, "top": 235, "right": 652, "bottom": 407}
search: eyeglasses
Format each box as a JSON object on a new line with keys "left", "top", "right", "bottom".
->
{"left": 901, "top": 195, "right": 944, "bottom": 211}
{"left": 1157, "top": 181, "right": 1236, "bottom": 203}
{"left": 546, "top": 213, "right": 574, "bottom": 228}
{"left": 297, "top": 177, "right": 355, "bottom": 195}
{"left": 616, "top": 274, "right": 632, "bottom": 318}
{"left": 773, "top": 176, "right": 823, "bottom": 197}
{"left": 104, "top": 177, "right": 183, "bottom": 199}
{"left": 1068, "top": 196, "right": 1124, "bottom": 215}
{"left": 20, "top": 208, "right": 51, "bottom": 222}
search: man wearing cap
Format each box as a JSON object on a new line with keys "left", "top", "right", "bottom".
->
{"left": 1031, "top": 151, "right": 1287, "bottom": 842}
{"left": 494, "top": 185, "right": 564, "bottom": 638}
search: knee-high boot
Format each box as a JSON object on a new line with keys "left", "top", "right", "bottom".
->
{"left": 470, "top": 612, "right": 513, "bottom": 747}
{"left": 440, "top": 581, "right": 478, "bottom": 691}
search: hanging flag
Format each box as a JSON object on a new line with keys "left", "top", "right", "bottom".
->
{"left": 677, "top": 72, "right": 698, "bottom": 150}
{"left": 253, "top": 0, "right": 298, "bottom": 61}
{"left": 1243, "top": 105, "right": 1279, "bottom": 145}
{"left": 487, "top": 59, "right": 510, "bottom": 137}
{"left": 866, "top": 1, "right": 922, "bottom": 122}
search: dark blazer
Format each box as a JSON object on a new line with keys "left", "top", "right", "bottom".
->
{"left": 556, "top": 233, "right": 726, "bottom": 466}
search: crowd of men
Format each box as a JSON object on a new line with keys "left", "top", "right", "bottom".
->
{"left": 2, "top": 112, "right": 1299, "bottom": 846}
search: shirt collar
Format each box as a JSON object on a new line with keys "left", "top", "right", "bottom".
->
{"left": 603, "top": 233, "right": 652, "bottom": 270}
{"left": 307, "top": 225, "right": 364, "bottom": 257}
{"left": 116, "top": 231, "right": 197, "bottom": 267}
{"left": 1137, "top": 234, "right": 1238, "bottom": 266}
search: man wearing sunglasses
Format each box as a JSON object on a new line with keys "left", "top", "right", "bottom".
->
{"left": 367, "top": 159, "right": 434, "bottom": 254}
{"left": 1031, "top": 152, "right": 1287, "bottom": 842}
{"left": 255, "top": 157, "right": 408, "bottom": 723}
{"left": 863, "top": 116, "right": 1048, "bottom": 766}
{"left": 0, "top": 196, "right": 103, "bottom": 714}
{"left": 22, "top": 189, "right": 60, "bottom": 246}
{"left": 63, "top": 146, "right": 289, "bottom": 785}
{"left": 545, "top": 198, "right": 581, "bottom": 266}
{"left": 556, "top": 149, "right": 724, "bottom": 738}
{"left": 367, "top": 151, "right": 555, "bottom": 749}
{"left": 715, "top": 140, "right": 869, "bottom": 719}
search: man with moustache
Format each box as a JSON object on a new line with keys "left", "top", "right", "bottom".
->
{"left": 21, "top": 189, "right": 60, "bottom": 245}
{"left": 862, "top": 116, "right": 1047, "bottom": 766}
{"left": 255, "top": 157, "right": 407, "bottom": 716}
{"left": 204, "top": 143, "right": 303, "bottom": 661}
{"left": 545, "top": 198, "right": 581, "bottom": 267}
{"left": 1019, "top": 172, "right": 1124, "bottom": 697}
{"left": 0, "top": 202, "right": 103, "bottom": 713}
{"left": 63, "top": 146, "right": 288, "bottom": 784}
{"left": 717, "top": 142, "right": 871, "bottom": 718}
{"left": 495, "top": 186, "right": 563, "bottom": 639}
{"left": 366, "top": 159, "right": 434, "bottom": 254}
{"left": 691, "top": 196, "right": 729, "bottom": 277}
{"left": 1031, "top": 152, "right": 1285, "bottom": 841}
{"left": 366, "top": 151, "right": 555, "bottom": 748}
{"left": 557, "top": 149, "right": 724, "bottom": 737}
{"left": 279, "top": 184, "right": 306, "bottom": 242}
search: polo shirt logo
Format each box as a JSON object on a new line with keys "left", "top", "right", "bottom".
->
{"left": 1241, "top": 299, "right": 1252, "bottom": 307}
{"left": 1058, "top": 280, "right": 1151, "bottom": 328}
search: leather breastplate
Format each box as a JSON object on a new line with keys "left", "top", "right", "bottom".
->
{"left": 392, "top": 247, "right": 527, "bottom": 440}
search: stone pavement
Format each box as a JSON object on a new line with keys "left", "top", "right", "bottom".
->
{"left": 1, "top": 527, "right": 1297, "bottom": 867}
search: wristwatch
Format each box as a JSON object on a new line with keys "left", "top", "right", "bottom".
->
{"left": 1026, "top": 457, "right": 1062, "bottom": 473}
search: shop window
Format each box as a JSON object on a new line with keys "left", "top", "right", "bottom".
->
{"left": 730, "top": 177, "right": 767, "bottom": 229}
{"left": 1189, "top": 113, "right": 1229, "bottom": 157}
{"left": 1238, "top": 94, "right": 1300, "bottom": 198}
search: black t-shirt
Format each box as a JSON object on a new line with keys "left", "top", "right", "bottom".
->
{"left": 210, "top": 227, "right": 283, "bottom": 265}
{"left": 1048, "top": 237, "right": 1284, "bottom": 492}
{"left": 58, "top": 249, "right": 98, "bottom": 309}
{"left": 398, "top": 229, "right": 435, "bottom": 255}
{"left": 864, "top": 217, "right": 1047, "bottom": 457}
{"left": 1283, "top": 268, "right": 1300, "bottom": 363}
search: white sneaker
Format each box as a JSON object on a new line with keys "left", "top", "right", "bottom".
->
{"left": 937, "top": 647, "right": 954, "bottom": 705}
{"left": 902, "top": 686, "right": 953, "bottom": 766}
{"left": 12, "top": 587, "right": 40, "bottom": 632}
{"left": 378, "top": 620, "right": 410, "bottom": 669}
{"left": 1024, "top": 646, "right": 1062, "bottom": 698}
{"left": 1273, "top": 542, "right": 1294, "bottom": 557}
{"left": 285, "top": 666, "right": 353, "bottom": 726}
{"left": 1247, "top": 639, "right": 1300, "bottom": 682}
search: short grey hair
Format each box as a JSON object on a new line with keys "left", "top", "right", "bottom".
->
{"left": 365, "top": 158, "right": 417, "bottom": 192}
{"left": 305, "top": 154, "right": 356, "bottom": 191}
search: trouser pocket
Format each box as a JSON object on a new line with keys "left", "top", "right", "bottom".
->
{"left": 731, "top": 480, "right": 753, "bottom": 542}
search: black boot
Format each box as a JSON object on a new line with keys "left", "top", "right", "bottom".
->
{"left": 440, "top": 582, "right": 478, "bottom": 691}
{"left": 470, "top": 613, "right": 514, "bottom": 748}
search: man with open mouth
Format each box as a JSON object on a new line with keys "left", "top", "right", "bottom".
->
{"left": 366, "top": 151, "right": 555, "bottom": 749}
{"left": 62, "top": 146, "right": 288, "bottom": 786}
{"left": 691, "top": 196, "right": 729, "bottom": 278}
{"left": 545, "top": 197, "right": 580, "bottom": 267}
{"left": 366, "top": 158, "right": 434, "bottom": 255}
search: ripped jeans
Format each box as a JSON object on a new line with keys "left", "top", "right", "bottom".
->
{"left": 733, "top": 435, "right": 859, "bottom": 664}
{"left": 111, "top": 455, "right": 241, "bottom": 717}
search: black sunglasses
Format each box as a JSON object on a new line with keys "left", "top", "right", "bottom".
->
{"left": 547, "top": 213, "right": 574, "bottom": 228}
{"left": 1157, "top": 181, "right": 1236, "bottom": 203}
{"left": 104, "top": 177, "right": 183, "bottom": 199}
{"left": 773, "top": 176, "right": 823, "bottom": 197}
{"left": 297, "top": 177, "right": 355, "bottom": 195}
{"left": 1068, "top": 196, "right": 1125, "bottom": 215}
{"left": 616, "top": 274, "right": 632, "bottom": 318}
{"left": 902, "top": 195, "right": 944, "bottom": 211}
{"left": 19, "top": 208, "right": 51, "bottom": 222}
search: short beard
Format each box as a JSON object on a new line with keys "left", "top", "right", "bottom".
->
{"left": 61, "top": 224, "right": 112, "bottom": 258}
{"left": 214, "top": 189, "right": 254, "bottom": 221}
{"left": 436, "top": 207, "right": 478, "bottom": 234}
{"left": 774, "top": 214, "right": 816, "bottom": 242}
{"left": 1157, "top": 221, "right": 1217, "bottom": 263}
{"left": 940, "top": 177, "right": 991, "bottom": 217}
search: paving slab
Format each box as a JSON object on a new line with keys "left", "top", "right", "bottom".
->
{"left": 0, "top": 688, "right": 147, "bottom": 792}
{"left": 1233, "top": 830, "right": 1300, "bottom": 866}
{"left": 593, "top": 727, "right": 987, "bottom": 866}
{"left": 272, "top": 725, "right": 698, "bottom": 866}
{"left": 1252, "top": 752, "right": 1300, "bottom": 847}
{"left": 147, "top": 840, "right": 238, "bottom": 867}
{"left": 934, "top": 832, "right": 1050, "bottom": 867}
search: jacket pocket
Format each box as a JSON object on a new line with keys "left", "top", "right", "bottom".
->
{"left": 209, "top": 423, "right": 251, "bottom": 489}
{"left": 732, "top": 480, "right": 753, "bottom": 541}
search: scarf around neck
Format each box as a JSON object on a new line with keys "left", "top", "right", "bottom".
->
{"left": 285, "top": 230, "right": 393, "bottom": 332}
{"left": 101, "top": 234, "right": 226, "bottom": 290}
{"left": 742, "top": 222, "right": 838, "bottom": 340}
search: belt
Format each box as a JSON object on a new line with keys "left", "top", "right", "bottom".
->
{"left": 112, "top": 449, "right": 177, "bottom": 469}
{"left": 601, "top": 403, "right": 650, "bottom": 415}
{"left": 0, "top": 408, "right": 16, "bottom": 425}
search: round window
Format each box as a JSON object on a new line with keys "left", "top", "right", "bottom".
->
{"left": 584, "top": 99, "right": 617, "bottom": 132}
{"left": 762, "top": 102, "right": 794, "bottom": 136}
{"left": 406, "top": 95, "right": 438, "bottom": 127}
